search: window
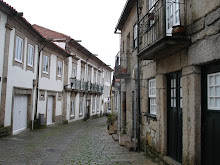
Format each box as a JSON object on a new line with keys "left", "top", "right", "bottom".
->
{"left": 79, "top": 100, "right": 83, "bottom": 115}
{"left": 43, "top": 55, "right": 49, "bottom": 74}
{"left": 97, "top": 97, "right": 100, "bottom": 112}
{"left": 208, "top": 73, "right": 220, "bottom": 110}
{"left": 166, "top": 0, "right": 180, "bottom": 34}
{"left": 70, "top": 100, "right": 75, "bottom": 117}
{"left": 148, "top": 0, "right": 155, "bottom": 27}
{"left": 81, "top": 70, "right": 85, "bottom": 81}
{"left": 15, "top": 36, "right": 23, "bottom": 62}
{"left": 57, "top": 61, "right": 62, "bottom": 77}
{"left": 149, "top": 79, "right": 157, "bottom": 115}
{"left": 133, "top": 24, "right": 138, "bottom": 49}
{"left": 92, "top": 97, "right": 95, "bottom": 112}
{"left": 27, "top": 44, "right": 34, "bottom": 67}
{"left": 72, "top": 67, "right": 76, "bottom": 78}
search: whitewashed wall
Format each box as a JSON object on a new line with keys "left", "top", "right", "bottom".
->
{"left": 4, "top": 29, "right": 38, "bottom": 126}
{"left": 37, "top": 53, "right": 64, "bottom": 118}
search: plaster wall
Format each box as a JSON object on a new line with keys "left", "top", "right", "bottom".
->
{"left": 4, "top": 29, "right": 38, "bottom": 126}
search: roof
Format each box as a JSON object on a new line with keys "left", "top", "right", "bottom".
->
{"left": 33, "top": 24, "right": 113, "bottom": 71}
{"left": 114, "top": 0, "right": 136, "bottom": 33}
{"left": 32, "top": 24, "right": 68, "bottom": 40}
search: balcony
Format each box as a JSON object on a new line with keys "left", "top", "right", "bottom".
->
{"left": 114, "top": 52, "right": 130, "bottom": 79}
{"left": 64, "top": 80, "right": 104, "bottom": 95}
{"left": 138, "top": 0, "right": 190, "bottom": 60}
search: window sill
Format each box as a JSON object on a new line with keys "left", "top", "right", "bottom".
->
{"left": 145, "top": 113, "right": 157, "bottom": 121}
{"left": 15, "top": 59, "right": 22, "bottom": 63}
{"left": 43, "top": 71, "right": 49, "bottom": 74}
{"left": 27, "top": 64, "right": 34, "bottom": 68}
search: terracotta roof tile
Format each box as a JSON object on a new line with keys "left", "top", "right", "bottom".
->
{"left": 32, "top": 24, "right": 68, "bottom": 39}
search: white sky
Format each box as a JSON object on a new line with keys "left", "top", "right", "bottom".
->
{"left": 4, "top": 0, "right": 127, "bottom": 68}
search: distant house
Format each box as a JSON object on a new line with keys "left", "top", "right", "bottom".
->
{"left": 113, "top": 0, "right": 220, "bottom": 164}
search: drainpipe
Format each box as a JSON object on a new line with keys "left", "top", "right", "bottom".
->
{"left": 136, "top": 0, "right": 141, "bottom": 152}
{"left": 32, "top": 39, "right": 52, "bottom": 130}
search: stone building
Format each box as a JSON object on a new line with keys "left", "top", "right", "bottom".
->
{"left": 113, "top": 0, "right": 220, "bottom": 164}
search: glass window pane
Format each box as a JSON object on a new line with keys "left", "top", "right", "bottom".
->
{"left": 171, "top": 89, "right": 173, "bottom": 97}
{"left": 171, "top": 98, "right": 173, "bottom": 107}
{"left": 210, "top": 76, "right": 214, "bottom": 85}
{"left": 210, "top": 97, "right": 215, "bottom": 107}
{"left": 216, "top": 75, "right": 220, "bottom": 85}
{"left": 180, "top": 98, "right": 182, "bottom": 108}
{"left": 210, "top": 87, "right": 215, "bottom": 96}
{"left": 216, "top": 86, "right": 220, "bottom": 97}
{"left": 216, "top": 97, "right": 220, "bottom": 108}
{"left": 180, "top": 88, "right": 182, "bottom": 97}
{"left": 173, "top": 98, "right": 176, "bottom": 107}
{"left": 174, "top": 88, "right": 176, "bottom": 97}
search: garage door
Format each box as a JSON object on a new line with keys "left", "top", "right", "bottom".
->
{"left": 13, "top": 95, "right": 28, "bottom": 135}
{"left": 47, "top": 96, "right": 53, "bottom": 125}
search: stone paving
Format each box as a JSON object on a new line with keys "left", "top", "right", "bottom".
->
{"left": 0, "top": 117, "right": 157, "bottom": 165}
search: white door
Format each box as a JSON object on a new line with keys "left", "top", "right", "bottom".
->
{"left": 47, "top": 96, "right": 53, "bottom": 125}
{"left": 13, "top": 95, "right": 28, "bottom": 135}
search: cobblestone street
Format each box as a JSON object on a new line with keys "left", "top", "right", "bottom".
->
{"left": 0, "top": 117, "right": 157, "bottom": 165}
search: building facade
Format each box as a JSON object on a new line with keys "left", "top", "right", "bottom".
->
{"left": 0, "top": 1, "right": 112, "bottom": 136}
{"left": 114, "top": 0, "right": 220, "bottom": 164}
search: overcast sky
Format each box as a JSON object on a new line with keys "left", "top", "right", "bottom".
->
{"left": 4, "top": 0, "right": 127, "bottom": 68}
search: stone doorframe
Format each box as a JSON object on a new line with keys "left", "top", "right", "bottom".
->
{"left": 158, "top": 65, "right": 201, "bottom": 164}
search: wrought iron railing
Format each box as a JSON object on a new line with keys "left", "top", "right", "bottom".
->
{"left": 75, "top": 80, "right": 81, "bottom": 90}
{"left": 138, "top": 0, "right": 186, "bottom": 51}
{"left": 114, "top": 52, "right": 130, "bottom": 76}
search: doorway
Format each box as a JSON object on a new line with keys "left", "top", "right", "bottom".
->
{"left": 202, "top": 63, "right": 220, "bottom": 165}
{"left": 167, "top": 72, "right": 182, "bottom": 163}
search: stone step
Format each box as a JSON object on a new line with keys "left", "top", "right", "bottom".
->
{"left": 125, "top": 141, "right": 134, "bottom": 151}
{"left": 112, "top": 134, "right": 119, "bottom": 141}
{"left": 0, "top": 127, "right": 7, "bottom": 138}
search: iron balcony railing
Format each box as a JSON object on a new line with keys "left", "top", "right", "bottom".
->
{"left": 66, "top": 79, "right": 104, "bottom": 94}
{"left": 138, "top": 0, "right": 186, "bottom": 52}
{"left": 114, "top": 52, "right": 131, "bottom": 79}
{"left": 80, "top": 80, "right": 86, "bottom": 91}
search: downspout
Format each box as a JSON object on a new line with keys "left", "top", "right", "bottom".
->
{"left": 136, "top": 0, "right": 141, "bottom": 152}
{"left": 33, "top": 40, "right": 51, "bottom": 130}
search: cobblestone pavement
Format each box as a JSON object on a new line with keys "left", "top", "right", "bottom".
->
{"left": 0, "top": 117, "right": 157, "bottom": 165}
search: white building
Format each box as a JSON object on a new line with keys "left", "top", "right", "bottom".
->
{"left": 33, "top": 24, "right": 113, "bottom": 121}
{"left": 0, "top": 1, "right": 112, "bottom": 136}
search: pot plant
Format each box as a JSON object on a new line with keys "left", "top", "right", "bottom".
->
{"left": 172, "top": 25, "right": 185, "bottom": 36}
{"left": 107, "top": 113, "right": 118, "bottom": 135}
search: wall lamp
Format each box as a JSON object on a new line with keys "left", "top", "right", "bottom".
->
{"left": 64, "top": 77, "right": 76, "bottom": 90}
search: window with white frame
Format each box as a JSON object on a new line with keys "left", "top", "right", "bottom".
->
{"left": 70, "top": 100, "right": 75, "bottom": 117}
{"left": 15, "top": 36, "right": 23, "bottom": 62}
{"left": 81, "top": 70, "right": 85, "bottom": 81}
{"left": 57, "top": 61, "right": 62, "bottom": 77}
{"left": 166, "top": 0, "right": 180, "bottom": 34}
{"left": 43, "top": 55, "right": 49, "bottom": 74}
{"left": 208, "top": 73, "right": 220, "bottom": 110}
{"left": 72, "top": 67, "right": 76, "bottom": 78}
{"left": 27, "top": 44, "right": 34, "bottom": 67}
{"left": 149, "top": 78, "right": 157, "bottom": 115}
{"left": 133, "top": 24, "right": 138, "bottom": 49}
{"left": 148, "top": 0, "right": 155, "bottom": 27}
{"left": 92, "top": 97, "right": 95, "bottom": 112}
{"left": 97, "top": 97, "right": 100, "bottom": 112}
{"left": 79, "top": 100, "right": 83, "bottom": 115}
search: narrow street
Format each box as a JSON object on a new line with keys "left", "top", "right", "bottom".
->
{"left": 0, "top": 117, "right": 156, "bottom": 165}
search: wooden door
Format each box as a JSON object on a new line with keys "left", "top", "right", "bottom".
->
{"left": 202, "top": 64, "right": 220, "bottom": 165}
{"left": 167, "top": 72, "right": 182, "bottom": 163}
